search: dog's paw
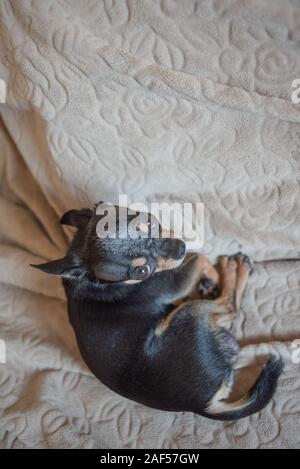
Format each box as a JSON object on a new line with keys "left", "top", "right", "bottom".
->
{"left": 198, "top": 275, "right": 220, "bottom": 300}
{"left": 233, "top": 252, "right": 254, "bottom": 275}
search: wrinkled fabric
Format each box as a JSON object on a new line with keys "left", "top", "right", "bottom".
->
{"left": 0, "top": 0, "right": 299, "bottom": 449}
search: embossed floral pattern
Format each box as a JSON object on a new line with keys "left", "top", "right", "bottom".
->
{"left": 0, "top": 0, "right": 300, "bottom": 449}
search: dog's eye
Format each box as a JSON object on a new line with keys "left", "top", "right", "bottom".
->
{"left": 133, "top": 264, "right": 151, "bottom": 279}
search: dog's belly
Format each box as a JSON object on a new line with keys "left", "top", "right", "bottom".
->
{"left": 66, "top": 286, "right": 245, "bottom": 418}
{"left": 68, "top": 304, "right": 234, "bottom": 415}
{"left": 68, "top": 305, "right": 156, "bottom": 395}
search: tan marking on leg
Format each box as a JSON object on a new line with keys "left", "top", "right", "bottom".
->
{"left": 205, "top": 374, "right": 251, "bottom": 415}
{"left": 209, "top": 381, "right": 233, "bottom": 405}
{"left": 235, "top": 255, "right": 251, "bottom": 311}
{"left": 210, "top": 312, "right": 236, "bottom": 328}
{"left": 209, "top": 254, "right": 251, "bottom": 323}
{"left": 206, "top": 391, "right": 250, "bottom": 415}
{"left": 155, "top": 303, "right": 189, "bottom": 336}
{"left": 196, "top": 256, "right": 220, "bottom": 285}
{"left": 170, "top": 256, "right": 219, "bottom": 303}
{"left": 214, "top": 256, "right": 237, "bottom": 311}
{"left": 190, "top": 255, "right": 220, "bottom": 291}
{"left": 172, "top": 255, "right": 221, "bottom": 303}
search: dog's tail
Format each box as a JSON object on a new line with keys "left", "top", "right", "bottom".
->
{"left": 202, "top": 356, "right": 283, "bottom": 421}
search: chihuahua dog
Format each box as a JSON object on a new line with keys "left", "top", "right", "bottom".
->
{"left": 32, "top": 204, "right": 282, "bottom": 420}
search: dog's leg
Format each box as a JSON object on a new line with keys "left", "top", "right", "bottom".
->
{"left": 197, "top": 255, "right": 220, "bottom": 300}
{"left": 163, "top": 254, "right": 219, "bottom": 304}
{"left": 214, "top": 256, "right": 238, "bottom": 311}
{"left": 195, "top": 255, "right": 219, "bottom": 288}
{"left": 184, "top": 254, "right": 220, "bottom": 301}
{"left": 161, "top": 252, "right": 251, "bottom": 310}
{"left": 211, "top": 253, "right": 252, "bottom": 326}
{"left": 156, "top": 253, "right": 231, "bottom": 333}
{"left": 234, "top": 253, "right": 253, "bottom": 311}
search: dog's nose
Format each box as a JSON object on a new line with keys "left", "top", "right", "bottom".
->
{"left": 173, "top": 240, "right": 186, "bottom": 260}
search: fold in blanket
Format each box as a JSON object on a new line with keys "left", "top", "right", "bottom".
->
{"left": 0, "top": 0, "right": 300, "bottom": 448}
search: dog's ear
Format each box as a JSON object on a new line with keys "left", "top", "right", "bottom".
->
{"left": 30, "top": 257, "right": 83, "bottom": 277}
{"left": 60, "top": 208, "right": 92, "bottom": 228}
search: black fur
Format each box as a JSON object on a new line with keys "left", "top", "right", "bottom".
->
{"left": 31, "top": 206, "right": 282, "bottom": 420}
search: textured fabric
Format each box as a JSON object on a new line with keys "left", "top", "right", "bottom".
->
{"left": 0, "top": 0, "right": 300, "bottom": 449}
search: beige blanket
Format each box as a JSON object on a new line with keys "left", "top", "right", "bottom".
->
{"left": 0, "top": 0, "right": 300, "bottom": 449}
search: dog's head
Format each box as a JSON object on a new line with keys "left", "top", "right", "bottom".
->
{"left": 31, "top": 205, "right": 186, "bottom": 284}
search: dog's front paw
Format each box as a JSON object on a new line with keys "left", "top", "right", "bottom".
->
{"left": 198, "top": 275, "right": 220, "bottom": 300}
{"left": 234, "top": 252, "right": 254, "bottom": 275}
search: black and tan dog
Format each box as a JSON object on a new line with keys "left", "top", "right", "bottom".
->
{"left": 31, "top": 205, "right": 282, "bottom": 420}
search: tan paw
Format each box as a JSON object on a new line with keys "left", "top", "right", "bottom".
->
{"left": 234, "top": 252, "right": 254, "bottom": 275}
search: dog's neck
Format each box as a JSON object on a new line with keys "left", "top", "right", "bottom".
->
{"left": 63, "top": 275, "right": 141, "bottom": 302}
